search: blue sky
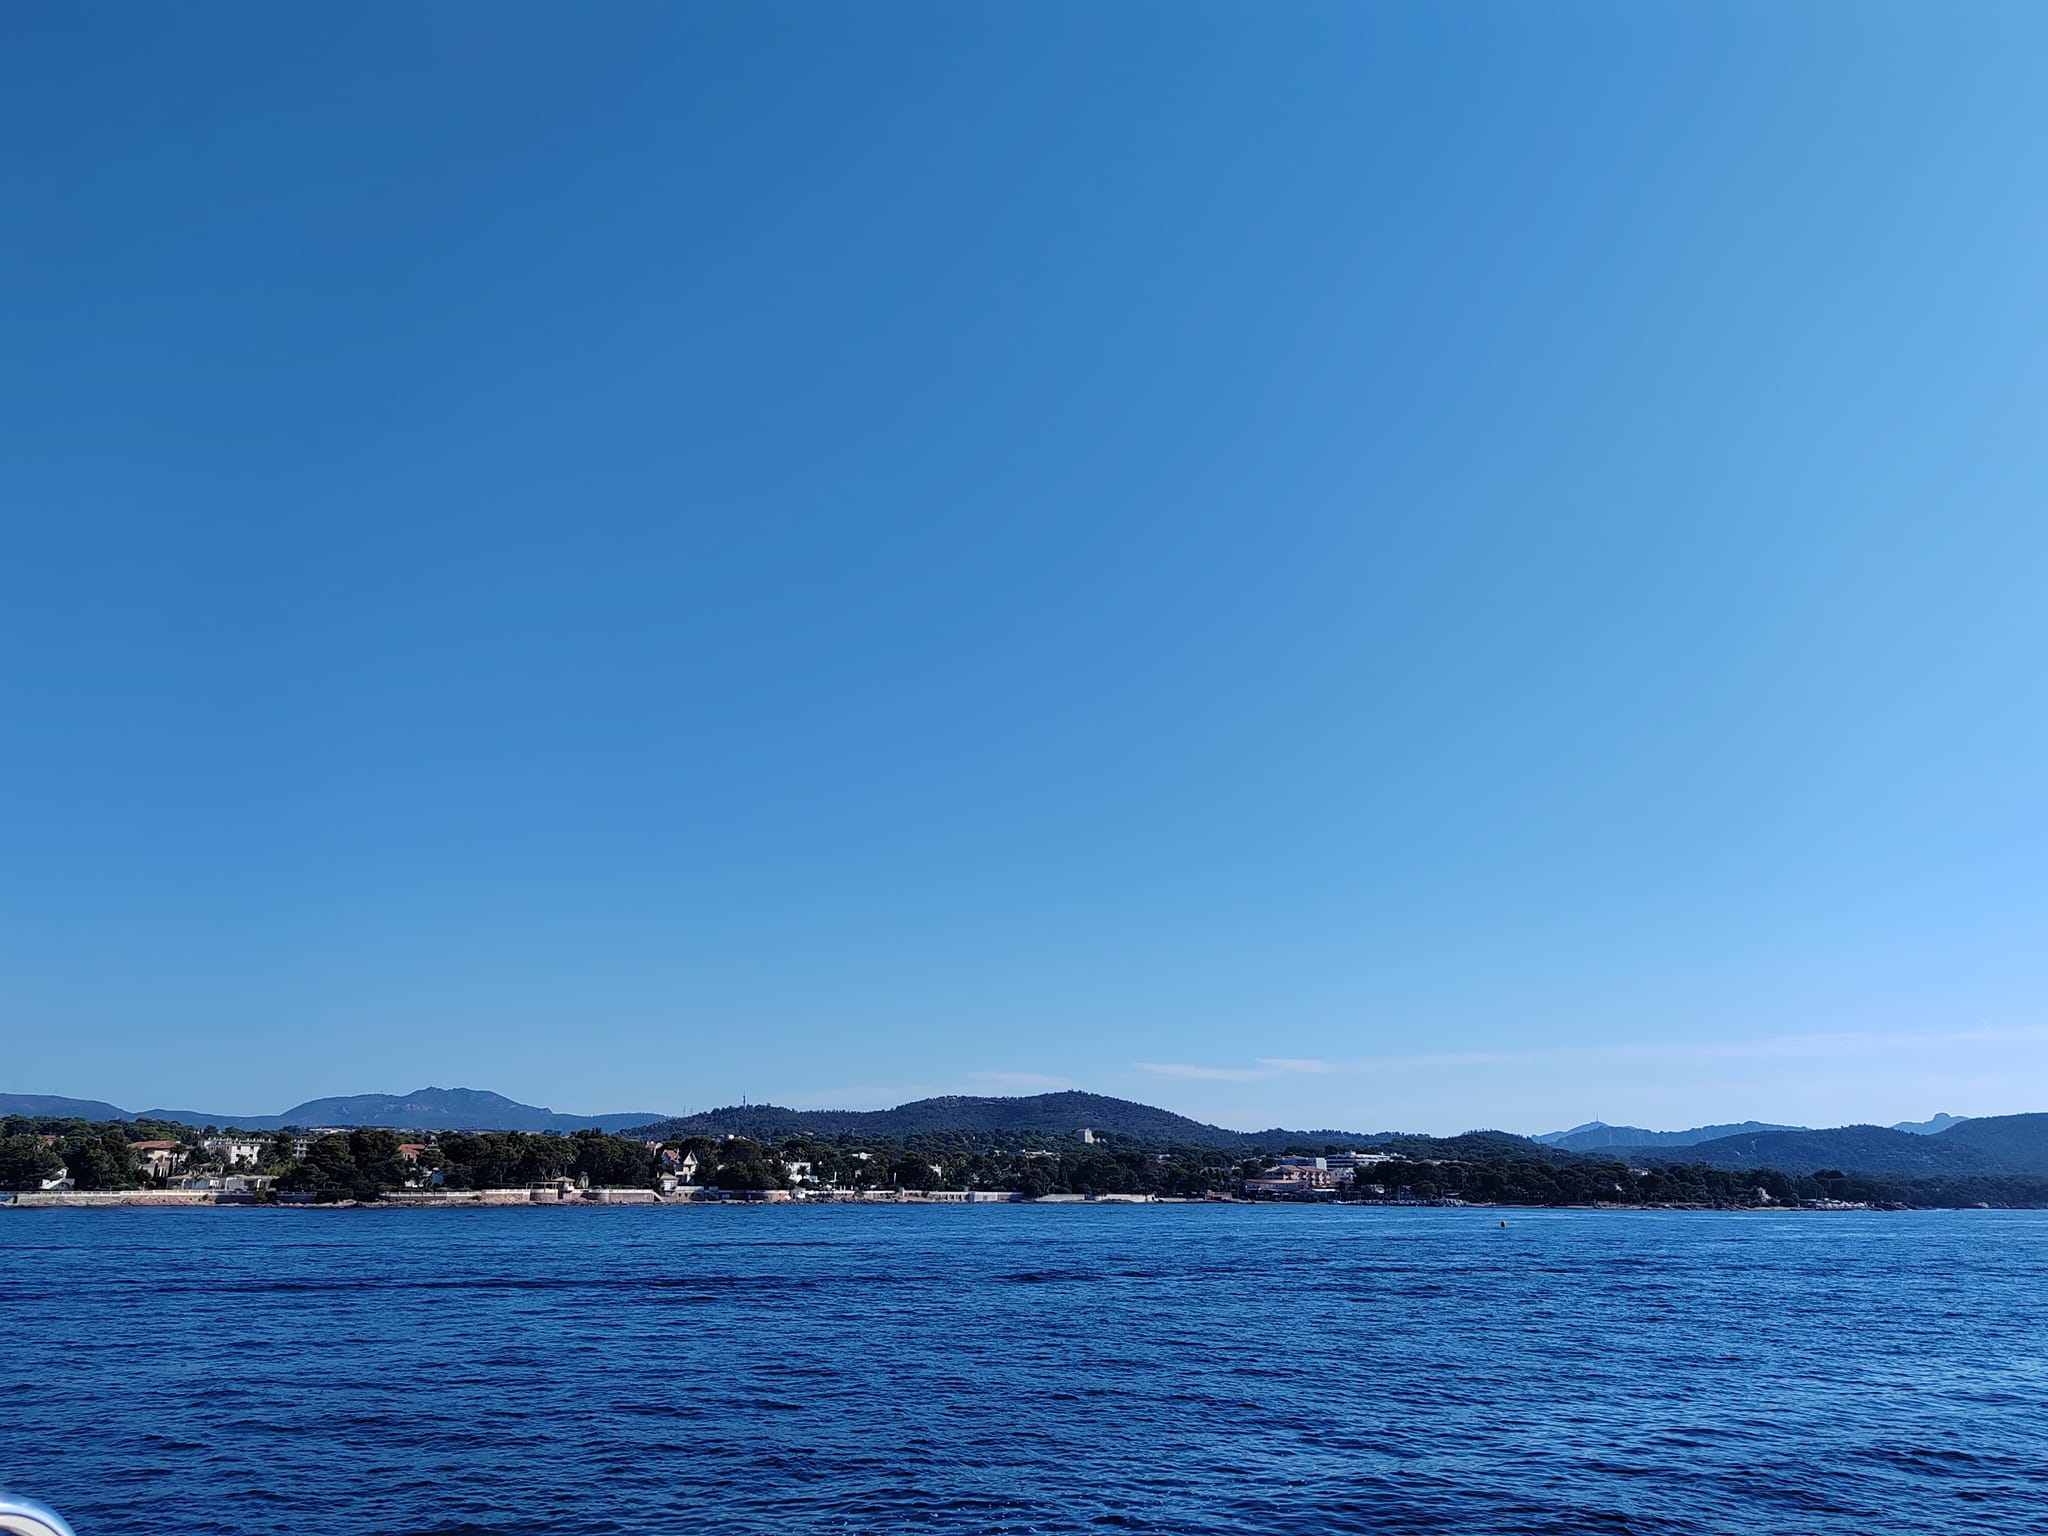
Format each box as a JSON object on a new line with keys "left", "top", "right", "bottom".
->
{"left": 4, "top": 4, "right": 2046, "bottom": 1134}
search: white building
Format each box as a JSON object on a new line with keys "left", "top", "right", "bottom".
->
{"left": 1245, "top": 1163, "right": 1337, "bottom": 1196}
{"left": 203, "top": 1137, "right": 264, "bottom": 1167}
{"left": 657, "top": 1149, "right": 700, "bottom": 1181}
{"left": 1325, "top": 1152, "right": 1393, "bottom": 1172}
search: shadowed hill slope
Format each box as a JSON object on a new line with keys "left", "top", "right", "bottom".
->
{"left": 0, "top": 1093, "right": 137, "bottom": 1121}
{"left": 1638, "top": 1115, "right": 2048, "bottom": 1177}
{"left": 1537, "top": 1120, "right": 1805, "bottom": 1151}
{"left": 1934, "top": 1112, "right": 2048, "bottom": 1167}
{"left": 4, "top": 1087, "right": 661, "bottom": 1133}
{"left": 254, "top": 1088, "right": 663, "bottom": 1133}
{"left": 627, "top": 1092, "right": 1396, "bottom": 1149}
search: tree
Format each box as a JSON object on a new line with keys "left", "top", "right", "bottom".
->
{"left": 568, "top": 1129, "right": 658, "bottom": 1188}
{"left": 349, "top": 1129, "right": 410, "bottom": 1191}
{"left": 705, "top": 1138, "right": 785, "bottom": 1191}
{"left": 888, "top": 1154, "right": 939, "bottom": 1192}
{"left": 279, "top": 1135, "right": 342, "bottom": 1195}
{"left": 1013, "top": 1162, "right": 1055, "bottom": 1199}
{"left": 0, "top": 1135, "right": 63, "bottom": 1190}
{"left": 61, "top": 1131, "right": 138, "bottom": 1190}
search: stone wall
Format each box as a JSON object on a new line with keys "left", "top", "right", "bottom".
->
{"left": 6, "top": 1186, "right": 667, "bottom": 1209}
{"left": 8, "top": 1190, "right": 221, "bottom": 1207}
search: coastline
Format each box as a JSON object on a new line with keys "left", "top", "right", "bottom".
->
{"left": 3, "top": 1189, "right": 1179, "bottom": 1208}
{"left": 1, "top": 1190, "right": 1905, "bottom": 1212}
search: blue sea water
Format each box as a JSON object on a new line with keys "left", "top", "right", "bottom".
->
{"left": 1, "top": 1205, "right": 2042, "bottom": 1535}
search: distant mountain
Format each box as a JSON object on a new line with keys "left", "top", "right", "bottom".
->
{"left": 1636, "top": 1114, "right": 2048, "bottom": 1178}
{"left": 1536, "top": 1120, "right": 1805, "bottom": 1152}
{"left": 1934, "top": 1112, "right": 2048, "bottom": 1167}
{"left": 2, "top": 1086, "right": 661, "bottom": 1134}
{"left": 628, "top": 1091, "right": 1393, "bottom": 1150}
{"left": 1641, "top": 1125, "right": 1948, "bottom": 1176}
{"left": 137, "top": 1106, "right": 275, "bottom": 1128}
{"left": 0, "top": 1093, "right": 137, "bottom": 1122}
{"left": 257, "top": 1088, "right": 663, "bottom": 1133}
{"left": 1891, "top": 1113, "right": 1969, "bottom": 1135}
{"left": 11, "top": 1084, "right": 2036, "bottom": 1170}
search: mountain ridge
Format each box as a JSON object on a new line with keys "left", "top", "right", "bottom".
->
{"left": 8, "top": 1088, "right": 2040, "bottom": 1173}
{"left": 1891, "top": 1112, "right": 1969, "bottom": 1135}
{"left": 1536, "top": 1119, "right": 1806, "bottom": 1151}
{"left": 0, "top": 1087, "right": 662, "bottom": 1133}
{"left": 1632, "top": 1114, "right": 2048, "bottom": 1178}
{"left": 1537, "top": 1113, "right": 1977, "bottom": 1152}
{"left": 624, "top": 1091, "right": 1397, "bottom": 1149}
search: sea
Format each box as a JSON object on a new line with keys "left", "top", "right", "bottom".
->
{"left": 1, "top": 1204, "right": 2042, "bottom": 1535}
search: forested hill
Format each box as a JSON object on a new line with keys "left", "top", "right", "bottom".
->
{"left": 1638, "top": 1114, "right": 2048, "bottom": 1177}
{"left": 0, "top": 1087, "right": 662, "bottom": 1133}
{"left": 257, "top": 1088, "right": 663, "bottom": 1133}
{"left": 0, "top": 1093, "right": 137, "bottom": 1121}
{"left": 626, "top": 1092, "right": 1395, "bottom": 1149}
{"left": 1537, "top": 1120, "right": 1803, "bottom": 1151}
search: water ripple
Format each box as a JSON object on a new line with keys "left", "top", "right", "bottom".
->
{"left": 1, "top": 1206, "right": 2043, "bottom": 1535}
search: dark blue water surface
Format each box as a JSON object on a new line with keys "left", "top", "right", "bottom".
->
{"left": 1, "top": 1205, "right": 2043, "bottom": 1535}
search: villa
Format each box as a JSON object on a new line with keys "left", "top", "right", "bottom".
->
{"left": 1245, "top": 1163, "right": 1338, "bottom": 1198}
{"left": 202, "top": 1137, "right": 265, "bottom": 1167}
{"left": 131, "top": 1141, "right": 184, "bottom": 1178}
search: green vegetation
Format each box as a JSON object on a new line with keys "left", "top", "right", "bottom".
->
{"left": 1355, "top": 1154, "right": 1796, "bottom": 1207}
{"left": 6, "top": 1112, "right": 2048, "bottom": 1208}
{"left": 772, "top": 1135, "right": 1251, "bottom": 1198}
{"left": 1541, "top": 1113, "right": 2048, "bottom": 1179}
{"left": 280, "top": 1130, "right": 414, "bottom": 1200}
{"left": 1349, "top": 1152, "right": 2048, "bottom": 1208}
{"left": 0, "top": 1133, "right": 66, "bottom": 1190}
{"left": 0, "top": 1118, "right": 169, "bottom": 1190}
{"left": 275, "top": 1128, "right": 662, "bottom": 1200}
{"left": 627, "top": 1091, "right": 1387, "bottom": 1150}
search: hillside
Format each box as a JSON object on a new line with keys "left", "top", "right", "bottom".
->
{"left": 0, "top": 1093, "right": 136, "bottom": 1121}
{"left": 1637, "top": 1114, "right": 2048, "bottom": 1178}
{"left": 14, "top": 1082, "right": 2042, "bottom": 1173}
{"left": 1892, "top": 1112, "right": 1969, "bottom": 1135}
{"left": 1933, "top": 1112, "right": 2048, "bottom": 1165}
{"left": 1537, "top": 1120, "right": 1804, "bottom": 1151}
{"left": 628, "top": 1091, "right": 1393, "bottom": 1149}
{"left": 3, "top": 1086, "right": 661, "bottom": 1133}
{"left": 260, "top": 1088, "right": 662, "bottom": 1132}
{"left": 1384, "top": 1130, "right": 1579, "bottom": 1164}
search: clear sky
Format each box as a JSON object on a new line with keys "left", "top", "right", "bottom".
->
{"left": 5, "top": 4, "right": 2046, "bottom": 1135}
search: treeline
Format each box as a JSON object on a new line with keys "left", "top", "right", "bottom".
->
{"left": 12, "top": 1115, "right": 2048, "bottom": 1208}
{"left": 1791, "top": 1168, "right": 2048, "bottom": 1209}
{"left": 773, "top": 1137, "right": 1250, "bottom": 1198}
{"left": 1355, "top": 1155, "right": 2048, "bottom": 1209}
{"left": 3, "top": 1114, "right": 195, "bottom": 1141}
{"left": 284, "top": 1129, "right": 662, "bottom": 1201}
{"left": 1, "top": 1116, "right": 209, "bottom": 1191}
{"left": 627, "top": 1091, "right": 1270, "bottom": 1149}
{"left": 0, "top": 1127, "right": 113, "bottom": 1189}
{"left": 1356, "top": 1155, "right": 1796, "bottom": 1207}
